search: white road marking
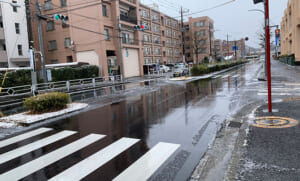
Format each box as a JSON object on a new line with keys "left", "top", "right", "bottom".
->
{"left": 257, "top": 93, "right": 296, "bottom": 96}
{"left": 0, "top": 130, "right": 76, "bottom": 164}
{"left": 0, "top": 128, "right": 52, "bottom": 148}
{"left": 49, "top": 137, "right": 140, "bottom": 181}
{"left": 113, "top": 142, "right": 180, "bottom": 181}
{"left": 0, "top": 134, "right": 105, "bottom": 181}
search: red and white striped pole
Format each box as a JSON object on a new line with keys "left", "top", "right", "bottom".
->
{"left": 265, "top": 0, "right": 272, "bottom": 112}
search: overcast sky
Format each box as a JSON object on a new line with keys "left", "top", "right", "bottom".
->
{"left": 141, "top": 0, "right": 288, "bottom": 48}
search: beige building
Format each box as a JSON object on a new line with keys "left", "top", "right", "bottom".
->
{"left": 183, "top": 17, "right": 214, "bottom": 64}
{"left": 29, "top": 0, "right": 182, "bottom": 78}
{"left": 280, "top": 0, "right": 300, "bottom": 62}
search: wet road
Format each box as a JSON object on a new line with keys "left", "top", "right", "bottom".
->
{"left": 0, "top": 61, "right": 262, "bottom": 180}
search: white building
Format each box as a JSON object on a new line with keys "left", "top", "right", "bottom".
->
{"left": 0, "top": 0, "right": 30, "bottom": 68}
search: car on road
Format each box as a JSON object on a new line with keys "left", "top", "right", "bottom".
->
{"left": 173, "top": 65, "right": 189, "bottom": 77}
{"left": 159, "top": 65, "right": 170, "bottom": 73}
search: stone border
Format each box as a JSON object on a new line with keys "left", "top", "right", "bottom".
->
{"left": 0, "top": 103, "right": 88, "bottom": 128}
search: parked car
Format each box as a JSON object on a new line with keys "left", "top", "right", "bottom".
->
{"left": 173, "top": 65, "right": 189, "bottom": 77}
{"left": 159, "top": 65, "right": 170, "bottom": 73}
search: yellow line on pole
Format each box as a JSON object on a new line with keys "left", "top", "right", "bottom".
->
{"left": 0, "top": 69, "right": 8, "bottom": 93}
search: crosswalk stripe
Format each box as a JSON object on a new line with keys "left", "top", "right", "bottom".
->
{"left": 0, "top": 134, "right": 105, "bottom": 181}
{"left": 0, "top": 130, "right": 76, "bottom": 165}
{"left": 113, "top": 142, "right": 180, "bottom": 181}
{"left": 49, "top": 137, "right": 140, "bottom": 181}
{"left": 257, "top": 93, "right": 297, "bottom": 96}
{"left": 0, "top": 128, "right": 52, "bottom": 149}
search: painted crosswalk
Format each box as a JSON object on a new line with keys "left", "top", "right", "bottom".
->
{"left": 113, "top": 142, "right": 180, "bottom": 181}
{"left": 0, "top": 127, "right": 52, "bottom": 148}
{"left": 0, "top": 127, "right": 180, "bottom": 180}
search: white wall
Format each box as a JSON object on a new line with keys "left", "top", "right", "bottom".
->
{"left": 1, "top": 0, "right": 30, "bottom": 67}
{"left": 76, "top": 50, "right": 99, "bottom": 66}
{"left": 122, "top": 48, "right": 140, "bottom": 78}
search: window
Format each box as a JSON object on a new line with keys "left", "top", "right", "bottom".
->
{"left": 47, "top": 21, "right": 54, "bottom": 31}
{"left": 12, "top": 2, "right": 17, "bottom": 12}
{"left": 153, "top": 36, "right": 161, "bottom": 44}
{"left": 200, "top": 20, "right": 206, "bottom": 27}
{"left": 200, "top": 30, "right": 206, "bottom": 36}
{"left": 144, "top": 57, "right": 152, "bottom": 65}
{"left": 122, "top": 32, "right": 130, "bottom": 44}
{"left": 17, "top": 45, "right": 22, "bottom": 56}
{"left": 48, "top": 40, "right": 57, "bottom": 50}
{"left": 60, "top": 0, "right": 67, "bottom": 7}
{"left": 200, "top": 48, "right": 207, "bottom": 54}
{"left": 154, "top": 47, "right": 161, "bottom": 55}
{"left": 143, "top": 33, "right": 151, "bottom": 42}
{"left": 51, "top": 60, "right": 58, "bottom": 64}
{"left": 143, "top": 47, "right": 152, "bottom": 55}
{"left": 152, "top": 13, "right": 159, "bottom": 22}
{"left": 15, "top": 23, "right": 20, "bottom": 34}
{"left": 65, "top": 37, "right": 71, "bottom": 48}
{"left": 104, "top": 29, "right": 109, "bottom": 40}
{"left": 199, "top": 39, "right": 206, "bottom": 45}
{"left": 102, "top": 5, "right": 107, "bottom": 17}
{"left": 44, "top": 0, "right": 53, "bottom": 10}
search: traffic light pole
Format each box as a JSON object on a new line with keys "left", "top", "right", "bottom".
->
{"left": 36, "top": 0, "right": 47, "bottom": 83}
{"left": 265, "top": 0, "right": 272, "bottom": 112}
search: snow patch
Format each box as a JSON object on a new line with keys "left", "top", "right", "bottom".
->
{"left": 0, "top": 103, "right": 88, "bottom": 128}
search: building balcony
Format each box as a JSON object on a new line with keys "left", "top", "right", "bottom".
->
{"left": 120, "top": 15, "right": 137, "bottom": 24}
{"left": 0, "top": 50, "right": 8, "bottom": 62}
{"left": 122, "top": 38, "right": 139, "bottom": 45}
{"left": 120, "top": 0, "right": 136, "bottom": 6}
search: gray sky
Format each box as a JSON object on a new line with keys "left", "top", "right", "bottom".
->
{"left": 141, "top": 0, "right": 288, "bottom": 48}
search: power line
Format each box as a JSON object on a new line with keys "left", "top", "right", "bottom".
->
{"left": 172, "top": 0, "right": 236, "bottom": 18}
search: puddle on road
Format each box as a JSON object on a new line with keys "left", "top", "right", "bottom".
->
{"left": 0, "top": 65, "right": 256, "bottom": 181}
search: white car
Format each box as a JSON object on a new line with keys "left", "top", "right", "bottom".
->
{"left": 159, "top": 65, "right": 170, "bottom": 73}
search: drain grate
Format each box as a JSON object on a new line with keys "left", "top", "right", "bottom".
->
{"left": 228, "top": 121, "right": 242, "bottom": 128}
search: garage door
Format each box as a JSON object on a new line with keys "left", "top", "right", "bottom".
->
{"left": 122, "top": 48, "right": 140, "bottom": 78}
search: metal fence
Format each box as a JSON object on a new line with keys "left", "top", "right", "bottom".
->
{"left": 0, "top": 75, "right": 123, "bottom": 97}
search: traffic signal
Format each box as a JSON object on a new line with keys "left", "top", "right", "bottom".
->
{"left": 53, "top": 14, "right": 69, "bottom": 23}
{"left": 275, "top": 29, "right": 280, "bottom": 38}
{"left": 133, "top": 24, "right": 149, "bottom": 31}
{"left": 253, "top": 0, "right": 264, "bottom": 4}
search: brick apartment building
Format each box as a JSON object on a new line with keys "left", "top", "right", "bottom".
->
{"left": 28, "top": 0, "right": 182, "bottom": 78}
{"left": 221, "top": 39, "right": 245, "bottom": 59}
{"left": 183, "top": 17, "right": 214, "bottom": 64}
{"left": 214, "top": 39, "right": 223, "bottom": 60}
{"left": 280, "top": 0, "right": 300, "bottom": 62}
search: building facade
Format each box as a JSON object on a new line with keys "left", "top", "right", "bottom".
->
{"left": 183, "top": 17, "right": 214, "bottom": 64}
{"left": 214, "top": 39, "right": 222, "bottom": 61}
{"left": 221, "top": 39, "right": 245, "bottom": 59}
{"left": 280, "top": 0, "right": 300, "bottom": 62}
{"left": 0, "top": 0, "right": 30, "bottom": 68}
{"left": 29, "top": 0, "right": 182, "bottom": 78}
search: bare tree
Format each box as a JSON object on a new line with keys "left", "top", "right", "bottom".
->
{"left": 257, "top": 23, "right": 273, "bottom": 49}
{"left": 193, "top": 33, "right": 206, "bottom": 64}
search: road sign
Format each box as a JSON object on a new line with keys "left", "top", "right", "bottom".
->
{"left": 232, "top": 46, "right": 238, "bottom": 51}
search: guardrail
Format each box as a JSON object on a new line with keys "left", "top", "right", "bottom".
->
{"left": 0, "top": 75, "right": 123, "bottom": 97}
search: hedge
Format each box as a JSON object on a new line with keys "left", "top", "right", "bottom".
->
{"left": 51, "top": 65, "right": 99, "bottom": 82}
{"left": 0, "top": 65, "right": 99, "bottom": 88}
{"left": 24, "top": 92, "right": 70, "bottom": 114}
{"left": 191, "top": 61, "right": 248, "bottom": 76}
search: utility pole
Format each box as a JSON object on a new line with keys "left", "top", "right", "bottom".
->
{"left": 209, "top": 24, "right": 212, "bottom": 62}
{"left": 36, "top": 0, "right": 47, "bottom": 83}
{"left": 234, "top": 40, "right": 237, "bottom": 60}
{"left": 117, "top": 16, "right": 124, "bottom": 81}
{"left": 227, "top": 34, "right": 229, "bottom": 58}
{"left": 180, "top": 7, "right": 186, "bottom": 64}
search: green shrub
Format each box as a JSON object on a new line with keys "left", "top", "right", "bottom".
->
{"left": 51, "top": 65, "right": 99, "bottom": 82}
{"left": 0, "top": 70, "right": 32, "bottom": 88}
{"left": 191, "top": 65, "right": 209, "bottom": 76}
{"left": 24, "top": 92, "right": 70, "bottom": 114}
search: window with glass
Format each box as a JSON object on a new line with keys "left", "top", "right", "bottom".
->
{"left": 153, "top": 36, "right": 161, "bottom": 44}
{"left": 143, "top": 33, "right": 151, "bottom": 42}
{"left": 44, "top": 0, "right": 53, "bottom": 10}
{"left": 166, "top": 28, "right": 172, "bottom": 37}
{"left": 166, "top": 39, "right": 172, "bottom": 46}
{"left": 60, "top": 0, "right": 67, "bottom": 7}
{"left": 144, "top": 57, "right": 152, "bottom": 64}
{"left": 102, "top": 5, "right": 107, "bottom": 17}
{"left": 104, "top": 29, "right": 109, "bottom": 40}
{"left": 47, "top": 21, "right": 54, "bottom": 31}
{"left": 200, "top": 20, "right": 206, "bottom": 27}
{"left": 122, "top": 33, "right": 130, "bottom": 44}
{"left": 167, "top": 48, "right": 172, "bottom": 56}
{"left": 48, "top": 40, "right": 57, "bottom": 50}
{"left": 17, "top": 44, "right": 22, "bottom": 55}
{"left": 154, "top": 47, "right": 161, "bottom": 55}
{"left": 65, "top": 37, "right": 71, "bottom": 48}
{"left": 15, "top": 23, "right": 20, "bottom": 34}
{"left": 143, "top": 47, "right": 152, "bottom": 55}
{"left": 152, "top": 13, "right": 159, "bottom": 22}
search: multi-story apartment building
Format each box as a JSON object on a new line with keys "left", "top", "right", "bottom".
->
{"left": 139, "top": 4, "right": 182, "bottom": 65}
{"left": 221, "top": 39, "right": 245, "bottom": 59}
{"left": 183, "top": 17, "right": 214, "bottom": 64}
{"left": 280, "top": 0, "right": 300, "bottom": 62}
{"left": 0, "top": 0, "right": 30, "bottom": 68}
{"left": 28, "top": 0, "right": 182, "bottom": 78}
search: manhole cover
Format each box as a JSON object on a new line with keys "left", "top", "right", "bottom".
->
{"left": 228, "top": 121, "right": 242, "bottom": 128}
{"left": 252, "top": 116, "right": 299, "bottom": 128}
